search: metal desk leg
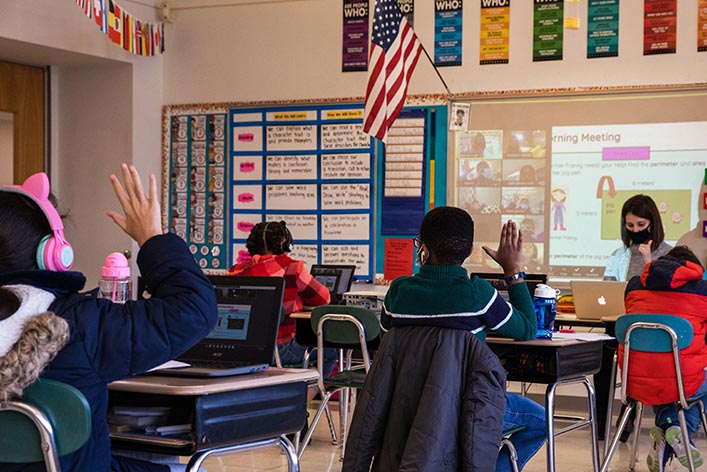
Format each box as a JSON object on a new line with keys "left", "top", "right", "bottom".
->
{"left": 186, "top": 437, "right": 300, "bottom": 472}
{"left": 545, "top": 377, "right": 600, "bottom": 472}
{"left": 604, "top": 352, "right": 618, "bottom": 459}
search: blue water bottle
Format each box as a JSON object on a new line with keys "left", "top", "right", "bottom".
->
{"left": 533, "top": 283, "right": 559, "bottom": 339}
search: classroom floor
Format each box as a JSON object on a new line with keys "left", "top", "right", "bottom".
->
{"left": 186, "top": 401, "right": 707, "bottom": 472}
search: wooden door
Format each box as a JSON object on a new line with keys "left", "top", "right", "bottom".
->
{"left": 0, "top": 60, "right": 46, "bottom": 184}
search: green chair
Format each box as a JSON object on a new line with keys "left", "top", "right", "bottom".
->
{"left": 298, "top": 305, "right": 380, "bottom": 461}
{"left": 0, "top": 378, "right": 91, "bottom": 471}
{"left": 600, "top": 314, "right": 707, "bottom": 472}
{"left": 499, "top": 426, "right": 526, "bottom": 472}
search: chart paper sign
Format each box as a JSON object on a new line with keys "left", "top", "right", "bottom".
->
{"left": 384, "top": 238, "right": 414, "bottom": 281}
{"left": 698, "top": 0, "right": 707, "bottom": 52}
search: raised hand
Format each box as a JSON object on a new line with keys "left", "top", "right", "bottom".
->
{"left": 638, "top": 239, "right": 653, "bottom": 264}
{"left": 482, "top": 220, "right": 523, "bottom": 277}
{"left": 106, "top": 164, "right": 163, "bottom": 247}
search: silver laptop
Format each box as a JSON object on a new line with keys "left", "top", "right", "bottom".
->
{"left": 152, "top": 275, "right": 284, "bottom": 378}
{"left": 570, "top": 280, "right": 627, "bottom": 320}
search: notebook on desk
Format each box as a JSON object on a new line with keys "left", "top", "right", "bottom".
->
{"left": 310, "top": 264, "right": 356, "bottom": 305}
{"left": 152, "top": 275, "right": 284, "bottom": 378}
{"left": 570, "top": 280, "right": 627, "bottom": 320}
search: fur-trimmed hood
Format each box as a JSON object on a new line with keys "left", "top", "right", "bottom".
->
{"left": 0, "top": 285, "right": 70, "bottom": 400}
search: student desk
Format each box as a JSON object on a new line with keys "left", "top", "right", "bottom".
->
{"left": 487, "top": 334, "right": 607, "bottom": 472}
{"left": 108, "top": 368, "right": 318, "bottom": 472}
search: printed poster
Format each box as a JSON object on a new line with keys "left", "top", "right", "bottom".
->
{"left": 398, "top": 0, "right": 415, "bottom": 27}
{"left": 480, "top": 0, "right": 511, "bottom": 65}
{"left": 533, "top": 0, "right": 564, "bottom": 62}
{"left": 434, "top": 0, "right": 463, "bottom": 67}
{"left": 699, "top": 0, "right": 707, "bottom": 52}
{"left": 587, "top": 0, "right": 619, "bottom": 58}
{"left": 643, "top": 0, "right": 677, "bottom": 55}
{"left": 342, "top": 0, "right": 369, "bottom": 72}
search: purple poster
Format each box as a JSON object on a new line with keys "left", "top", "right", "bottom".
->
{"left": 342, "top": 0, "right": 369, "bottom": 72}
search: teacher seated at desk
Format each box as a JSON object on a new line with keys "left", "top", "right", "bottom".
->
{"left": 380, "top": 206, "right": 546, "bottom": 472}
{"left": 227, "top": 221, "right": 336, "bottom": 378}
{"left": 0, "top": 165, "right": 218, "bottom": 472}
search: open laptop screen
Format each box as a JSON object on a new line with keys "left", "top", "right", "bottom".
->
{"left": 177, "top": 275, "right": 284, "bottom": 364}
{"left": 310, "top": 264, "right": 356, "bottom": 304}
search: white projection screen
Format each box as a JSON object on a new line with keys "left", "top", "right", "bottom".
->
{"left": 448, "top": 87, "right": 707, "bottom": 283}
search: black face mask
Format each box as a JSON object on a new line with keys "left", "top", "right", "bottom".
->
{"left": 627, "top": 227, "right": 650, "bottom": 245}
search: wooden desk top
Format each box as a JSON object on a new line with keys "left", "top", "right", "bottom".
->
{"left": 486, "top": 332, "right": 612, "bottom": 347}
{"left": 109, "top": 368, "right": 318, "bottom": 396}
{"left": 290, "top": 311, "right": 312, "bottom": 319}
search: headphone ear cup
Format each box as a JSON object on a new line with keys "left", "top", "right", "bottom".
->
{"left": 36, "top": 233, "right": 74, "bottom": 271}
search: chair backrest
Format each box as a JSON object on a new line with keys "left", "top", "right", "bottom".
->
{"left": 616, "top": 314, "right": 693, "bottom": 352}
{"left": 616, "top": 313, "right": 694, "bottom": 407}
{"left": 310, "top": 305, "right": 380, "bottom": 345}
{"left": 0, "top": 378, "right": 91, "bottom": 467}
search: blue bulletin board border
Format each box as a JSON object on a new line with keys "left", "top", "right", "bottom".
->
{"left": 229, "top": 104, "right": 375, "bottom": 280}
{"left": 375, "top": 105, "right": 448, "bottom": 276}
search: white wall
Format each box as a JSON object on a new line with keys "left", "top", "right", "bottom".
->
{"left": 163, "top": 0, "right": 707, "bottom": 104}
{"left": 0, "top": 0, "right": 163, "bottom": 285}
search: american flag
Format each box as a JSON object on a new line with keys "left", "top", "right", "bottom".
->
{"left": 363, "top": 0, "right": 422, "bottom": 143}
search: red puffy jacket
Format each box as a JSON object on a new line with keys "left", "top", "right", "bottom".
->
{"left": 619, "top": 256, "right": 707, "bottom": 405}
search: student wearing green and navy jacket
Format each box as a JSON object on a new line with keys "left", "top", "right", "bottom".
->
{"left": 381, "top": 207, "right": 546, "bottom": 472}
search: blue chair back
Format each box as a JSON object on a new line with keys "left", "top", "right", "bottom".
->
{"left": 616, "top": 314, "right": 693, "bottom": 352}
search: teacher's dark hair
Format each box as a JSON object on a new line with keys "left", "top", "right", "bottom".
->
{"left": 620, "top": 194, "right": 664, "bottom": 252}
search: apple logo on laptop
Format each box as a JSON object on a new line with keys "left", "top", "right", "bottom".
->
{"left": 597, "top": 296, "right": 607, "bottom": 305}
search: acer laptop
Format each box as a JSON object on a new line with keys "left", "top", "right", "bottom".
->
{"left": 570, "top": 280, "right": 628, "bottom": 320}
{"left": 153, "top": 275, "right": 284, "bottom": 378}
{"left": 310, "top": 264, "right": 356, "bottom": 305}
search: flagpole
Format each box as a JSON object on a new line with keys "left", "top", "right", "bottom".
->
{"left": 418, "top": 42, "right": 453, "bottom": 98}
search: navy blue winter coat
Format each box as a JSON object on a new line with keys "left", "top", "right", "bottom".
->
{"left": 0, "top": 233, "right": 217, "bottom": 471}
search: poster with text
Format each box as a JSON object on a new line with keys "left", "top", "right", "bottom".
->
{"left": 480, "top": 0, "right": 511, "bottom": 65}
{"left": 643, "top": 0, "right": 677, "bottom": 55}
{"left": 699, "top": 0, "right": 707, "bottom": 52}
{"left": 533, "top": 0, "right": 563, "bottom": 62}
{"left": 587, "top": 0, "right": 619, "bottom": 58}
{"left": 342, "top": 0, "right": 369, "bottom": 72}
{"left": 434, "top": 0, "right": 463, "bottom": 67}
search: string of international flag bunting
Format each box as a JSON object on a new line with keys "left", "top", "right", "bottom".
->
{"left": 74, "top": 0, "right": 165, "bottom": 56}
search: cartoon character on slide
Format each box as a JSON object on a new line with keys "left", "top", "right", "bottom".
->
{"left": 552, "top": 188, "right": 567, "bottom": 231}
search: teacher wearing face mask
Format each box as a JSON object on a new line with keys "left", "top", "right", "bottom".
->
{"left": 604, "top": 194, "right": 672, "bottom": 282}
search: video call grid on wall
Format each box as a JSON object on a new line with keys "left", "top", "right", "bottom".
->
{"left": 229, "top": 104, "right": 375, "bottom": 280}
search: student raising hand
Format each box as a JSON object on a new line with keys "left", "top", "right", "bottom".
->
{"left": 483, "top": 220, "right": 524, "bottom": 283}
{"left": 106, "top": 163, "right": 163, "bottom": 247}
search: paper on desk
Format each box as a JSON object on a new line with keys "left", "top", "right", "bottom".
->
{"left": 147, "top": 360, "right": 191, "bottom": 372}
{"left": 552, "top": 332, "right": 614, "bottom": 341}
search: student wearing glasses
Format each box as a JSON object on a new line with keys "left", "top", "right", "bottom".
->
{"left": 382, "top": 207, "right": 546, "bottom": 472}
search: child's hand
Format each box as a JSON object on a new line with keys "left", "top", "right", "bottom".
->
{"left": 107, "top": 164, "right": 163, "bottom": 247}
{"left": 483, "top": 220, "right": 523, "bottom": 278}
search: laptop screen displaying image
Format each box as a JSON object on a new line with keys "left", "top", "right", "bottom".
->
{"left": 310, "top": 264, "right": 356, "bottom": 305}
{"left": 176, "top": 275, "right": 284, "bottom": 366}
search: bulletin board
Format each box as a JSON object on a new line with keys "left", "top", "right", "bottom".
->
{"left": 229, "top": 104, "right": 375, "bottom": 280}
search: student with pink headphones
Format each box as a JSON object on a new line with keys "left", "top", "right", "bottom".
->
{"left": 0, "top": 165, "right": 217, "bottom": 472}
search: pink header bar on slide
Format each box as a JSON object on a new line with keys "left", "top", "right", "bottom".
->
{"left": 602, "top": 146, "right": 650, "bottom": 161}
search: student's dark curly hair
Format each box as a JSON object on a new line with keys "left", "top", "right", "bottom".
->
{"left": 245, "top": 221, "right": 293, "bottom": 256}
{"left": 419, "top": 206, "right": 474, "bottom": 265}
{"left": 664, "top": 245, "right": 704, "bottom": 270}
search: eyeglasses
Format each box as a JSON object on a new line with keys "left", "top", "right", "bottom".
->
{"left": 412, "top": 236, "right": 423, "bottom": 248}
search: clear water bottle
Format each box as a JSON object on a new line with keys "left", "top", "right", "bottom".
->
{"left": 98, "top": 252, "right": 132, "bottom": 304}
{"left": 533, "top": 283, "right": 559, "bottom": 339}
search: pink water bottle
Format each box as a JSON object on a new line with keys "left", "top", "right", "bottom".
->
{"left": 98, "top": 252, "right": 132, "bottom": 303}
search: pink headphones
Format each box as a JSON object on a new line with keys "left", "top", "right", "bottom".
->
{"left": 0, "top": 173, "right": 74, "bottom": 271}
